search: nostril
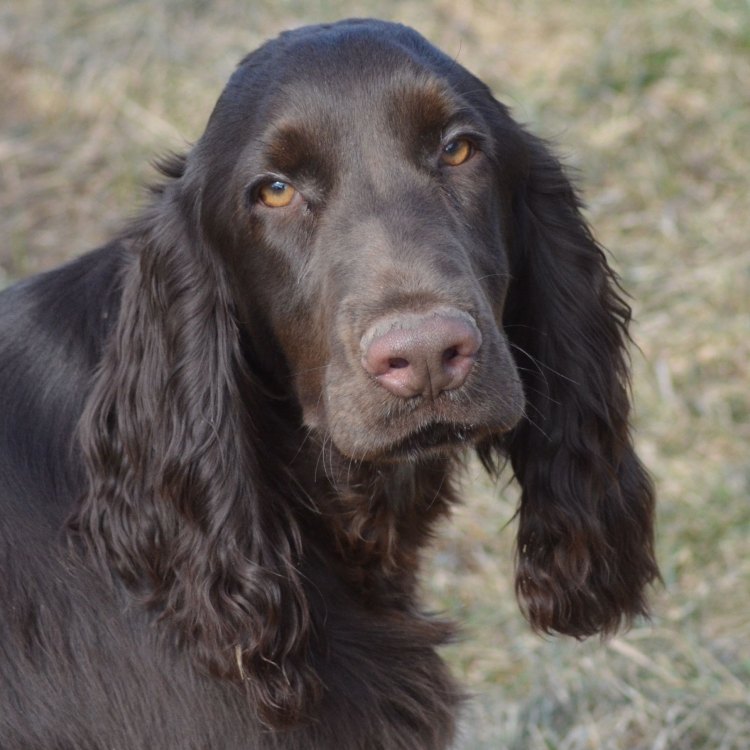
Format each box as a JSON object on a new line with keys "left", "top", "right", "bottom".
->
{"left": 388, "top": 357, "right": 409, "bottom": 370}
{"left": 442, "top": 346, "right": 460, "bottom": 363}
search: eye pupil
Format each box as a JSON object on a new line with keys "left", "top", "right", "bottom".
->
{"left": 441, "top": 138, "right": 473, "bottom": 167}
{"left": 258, "top": 180, "right": 296, "bottom": 208}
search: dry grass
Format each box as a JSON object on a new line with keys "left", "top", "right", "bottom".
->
{"left": 2, "top": 1, "right": 748, "bottom": 747}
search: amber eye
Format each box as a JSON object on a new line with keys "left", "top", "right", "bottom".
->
{"left": 440, "top": 138, "right": 474, "bottom": 167}
{"left": 258, "top": 180, "right": 297, "bottom": 208}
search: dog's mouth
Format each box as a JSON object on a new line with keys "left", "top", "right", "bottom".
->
{"left": 320, "top": 334, "right": 526, "bottom": 465}
{"left": 362, "top": 420, "right": 491, "bottom": 463}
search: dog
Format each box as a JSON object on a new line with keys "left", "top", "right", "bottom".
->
{"left": 0, "top": 19, "right": 657, "bottom": 749}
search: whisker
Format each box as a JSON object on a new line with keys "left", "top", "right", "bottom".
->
{"left": 509, "top": 341, "right": 580, "bottom": 386}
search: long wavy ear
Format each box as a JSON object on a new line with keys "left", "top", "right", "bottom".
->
{"left": 494, "top": 130, "right": 658, "bottom": 637}
{"left": 72, "top": 158, "right": 317, "bottom": 726}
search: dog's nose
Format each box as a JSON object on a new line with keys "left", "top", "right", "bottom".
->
{"left": 360, "top": 308, "right": 482, "bottom": 399}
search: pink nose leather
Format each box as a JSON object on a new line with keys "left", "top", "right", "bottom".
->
{"left": 360, "top": 309, "right": 482, "bottom": 398}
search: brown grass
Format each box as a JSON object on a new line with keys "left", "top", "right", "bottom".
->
{"left": 2, "top": 1, "right": 748, "bottom": 747}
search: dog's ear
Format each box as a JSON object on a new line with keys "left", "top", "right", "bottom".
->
{"left": 488, "top": 129, "right": 658, "bottom": 637}
{"left": 73, "top": 159, "right": 318, "bottom": 727}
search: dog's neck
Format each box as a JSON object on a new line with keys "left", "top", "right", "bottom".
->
{"left": 288, "top": 430, "right": 458, "bottom": 605}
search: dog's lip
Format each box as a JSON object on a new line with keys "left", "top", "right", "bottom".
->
{"left": 348, "top": 420, "right": 496, "bottom": 463}
{"left": 394, "top": 421, "right": 480, "bottom": 449}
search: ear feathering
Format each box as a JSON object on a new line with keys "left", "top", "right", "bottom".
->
{"left": 71, "top": 174, "right": 319, "bottom": 727}
{"left": 488, "top": 128, "right": 658, "bottom": 638}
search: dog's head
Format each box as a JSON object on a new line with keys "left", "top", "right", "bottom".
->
{"left": 189, "top": 20, "right": 527, "bottom": 462}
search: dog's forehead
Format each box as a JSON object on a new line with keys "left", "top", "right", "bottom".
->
{"left": 259, "top": 62, "right": 478, "bottom": 168}
{"left": 232, "top": 23, "right": 470, "bottom": 126}
{"left": 272, "top": 71, "right": 457, "bottom": 136}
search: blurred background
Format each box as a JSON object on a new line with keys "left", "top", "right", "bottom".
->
{"left": 1, "top": 1, "right": 748, "bottom": 747}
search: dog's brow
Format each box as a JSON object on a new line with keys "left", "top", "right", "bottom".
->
{"left": 389, "top": 80, "right": 456, "bottom": 129}
{"left": 262, "top": 122, "right": 325, "bottom": 174}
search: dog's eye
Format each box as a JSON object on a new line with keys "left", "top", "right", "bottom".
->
{"left": 258, "top": 180, "right": 297, "bottom": 208}
{"left": 440, "top": 138, "right": 474, "bottom": 167}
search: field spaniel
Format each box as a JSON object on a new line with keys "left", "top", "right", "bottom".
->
{"left": 0, "top": 19, "right": 657, "bottom": 750}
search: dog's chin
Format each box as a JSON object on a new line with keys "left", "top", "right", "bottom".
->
{"left": 334, "top": 421, "right": 496, "bottom": 465}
